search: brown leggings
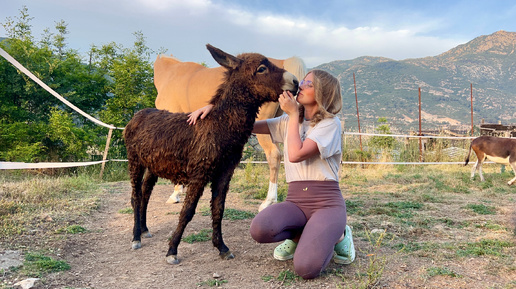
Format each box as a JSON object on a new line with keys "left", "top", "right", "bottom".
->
{"left": 249, "top": 181, "right": 347, "bottom": 279}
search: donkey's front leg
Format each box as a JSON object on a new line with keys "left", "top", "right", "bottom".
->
{"left": 165, "top": 182, "right": 205, "bottom": 265}
{"left": 211, "top": 176, "right": 234, "bottom": 260}
{"left": 130, "top": 164, "right": 145, "bottom": 250}
{"left": 139, "top": 171, "right": 158, "bottom": 239}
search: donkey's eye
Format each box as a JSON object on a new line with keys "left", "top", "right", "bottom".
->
{"left": 256, "top": 65, "right": 268, "bottom": 74}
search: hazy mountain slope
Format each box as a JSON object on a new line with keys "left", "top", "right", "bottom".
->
{"left": 316, "top": 30, "right": 516, "bottom": 131}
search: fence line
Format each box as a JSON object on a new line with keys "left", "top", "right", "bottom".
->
{"left": 0, "top": 48, "right": 505, "bottom": 171}
{"left": 0, "top": 160, "right": 483, "bottom": 170}
{"left": 0, "top": 131, "right": 483, "bottom": 170}
{"left": 343, "top": 132, "right": 477, "bottom": 139}
{"left": 0, "top": 160, "right": 108, "bottom": 170}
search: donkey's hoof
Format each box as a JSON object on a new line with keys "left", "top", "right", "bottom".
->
{"left": 166, "top": 194, "right": 180, "bottom": 204}
{"left": 259, "top": 199, "right": 276, "bottom": 212}
{"left": 141, "top": 231, "right": 152, "bottom": 238}
{"left": 219, "top": 251, "right": 235, "bottom": 260}
{"left": 165, "top": 255, "right": 179, "bottom": 265}
{"left": 131, "top": 241, "right": 141, "bottom": 250}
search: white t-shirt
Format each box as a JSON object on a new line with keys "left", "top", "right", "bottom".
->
{"left": 267, "top": 114, "right": 342, "bottom": 183}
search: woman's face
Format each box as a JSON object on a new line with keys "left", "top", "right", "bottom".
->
{"left": 296, "top": 72, "right": 316, "bottom": 107}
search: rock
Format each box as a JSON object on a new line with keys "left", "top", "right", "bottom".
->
{"left": 0, "top": 250, "right": 23, "bottom": 271}
{"left": 14, "top": 278, "right": 40, "bottom": 289}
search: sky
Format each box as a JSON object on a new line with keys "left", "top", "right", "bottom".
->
{"left": 2, "top": 0, "right": 516, "bottom": 68}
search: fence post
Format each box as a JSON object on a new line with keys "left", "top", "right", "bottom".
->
{"left": 353, "top": 73, "right": 363, "bottom": 152}
{"left": 470, "top": 83, "right": 474, "bottom": 136}
{"left": 418, "top": 87, "right": 422, "bottom": 162}
{"left": 99, "top": 128, "right": 114, "bottom": 179}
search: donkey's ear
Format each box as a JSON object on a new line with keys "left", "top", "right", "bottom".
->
{"left": 206, "top": 44, "right": 242, "bottom": 70}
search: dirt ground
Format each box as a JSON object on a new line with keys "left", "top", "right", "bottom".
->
{"left": 6, "top": 180, "right": 516, "bottom": 289}
{"left": 40, "top": 182, "right": 357, "bottom": 289}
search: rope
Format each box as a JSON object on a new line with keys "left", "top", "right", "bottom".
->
{"left": 0, "top": 47, "right": 123, "bottom": 130}
{"left": 0, "top": 160, "right": 108, "bottom": 170}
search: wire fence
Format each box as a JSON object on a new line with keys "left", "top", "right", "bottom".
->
{"left": 0, "top": 48, "right": 506, "bottom": 173}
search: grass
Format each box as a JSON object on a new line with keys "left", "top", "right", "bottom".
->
{"left": 426, "top": 266, "right": 461, "bottom": 278}
{"left": 275, "top": 269, "right": 300, "bottom": 286}
{"left": 182, "top": 229, "right": 213, "bottom": 243}
{"left": 196, "top": 279, "right": 228, "bottom": 287}
{"left": 16, "top": 252, "right": 71, "bottom": 278}
{"left": 118, "top": 207, "right": 133, "bottom": 214}
{"left": 335, "top": 163, "right": 516, "bottom": 287}
{"left": 465, "top": 203, "right": 497, "bottom": 215}
{"left": 456, "top": 239, "right": 514, "bottom": 257}
{"left": 55, "top": 225, "right": 87, "bottom": 234}
{"left": 342, "top": 229, "right": 397, "bottom": 289}
{"left": 200, "top": 207, "right": 255, "bottom": 220}
{"left": 2, "top": 161, "right": 516, "bottom": 288}
{"left": 0, "top": 173, "right": 102, "bottom": 239}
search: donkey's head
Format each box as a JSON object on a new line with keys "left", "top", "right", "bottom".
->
{"left": 206, "top": 44, "right": 298, "bottom": 107}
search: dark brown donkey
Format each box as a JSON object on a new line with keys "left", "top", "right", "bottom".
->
{"left": 464, "top": 135, "right": 516, "bottom": 185}
{"left": 124, "top": 44, "right": 298, "bottom": 264}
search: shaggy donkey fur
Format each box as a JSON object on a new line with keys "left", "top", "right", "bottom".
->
{"left": 124, "top": 44, "right": 298, "bottom": 264}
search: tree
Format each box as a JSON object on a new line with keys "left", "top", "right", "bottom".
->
{"left": 0, "top": 6, "right": 106, "bottom": 161}
{"left": 369, "top": 117, "right": 395, "bottom": 150}
{"left": 98, "top": 31, "right": 156, "bottom": 127}
{"left": 1, "top": 6, "right": 159, "bottom": 162}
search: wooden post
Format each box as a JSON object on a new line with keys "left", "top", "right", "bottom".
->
{"left": 470, "top": 83, "right": 474, "bottom": 136}
{"left": 99, "top": 128, "right": 113, "bottom": 179}
{"left": 418, "top": 87, "right": 422, "bottom": 162}
{"left": 341, "top": 120, "right": 346, "bottom": 147}
{"left": 353, "top": 73, "right": 363, "bottom": 152}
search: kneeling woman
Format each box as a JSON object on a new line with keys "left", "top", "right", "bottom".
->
{"left": 188, "top": 69, "right": 355, "bottom": 279}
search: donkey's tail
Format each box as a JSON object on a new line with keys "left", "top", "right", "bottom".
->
{"left": 464, "top": 142, "right": 473, "bottom": 166}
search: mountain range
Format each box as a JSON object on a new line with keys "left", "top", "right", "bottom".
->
{"left": 315, "top": 30, "right": 516, "bottom": 132}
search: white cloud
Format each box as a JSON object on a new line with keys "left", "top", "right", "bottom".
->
{"left": 136, "top": 0, "right": 213, "bottom": 12}
{"left": 1, "top": 0, "right": 471, "bottom": 68}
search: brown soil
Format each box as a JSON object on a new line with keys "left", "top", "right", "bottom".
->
{"left": 6, "top": 180, "right": 516, "bottom": 288}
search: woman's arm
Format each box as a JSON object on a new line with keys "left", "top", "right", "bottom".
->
{"left": 279, "top": 91, "right": 320, "bottom": 163}
{"left": 187, "top": 104, "right": 270, "bottom": 135}
{"left": 253, "top": 120, "right": 270, "bottom": 134}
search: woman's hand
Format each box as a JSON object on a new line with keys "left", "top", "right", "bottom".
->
{"left": 278, "top": 91, "right": 299, "bottom": 117}
{"left": 187, "top": 104, "right": 214, "bottom": 125}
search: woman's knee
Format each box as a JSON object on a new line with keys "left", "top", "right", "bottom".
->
{"left": 249, "top": 222, "right": 272, "bottom": 243}
{"left": 294, "top": 261, "right": 322, "bottom": 279}
{"left": 293, "top": 240, "right": 334, "bottom": 279}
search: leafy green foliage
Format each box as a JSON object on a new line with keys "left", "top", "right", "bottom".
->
{"left": 0, "top": 6, "right": 158, "bottom": 163}
{"left": 369, "top": 118, "right": 395, "bottom": 150}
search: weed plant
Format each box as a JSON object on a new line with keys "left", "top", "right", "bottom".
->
{"left": 182, "top": 229, "right": 213, "bottom": 243}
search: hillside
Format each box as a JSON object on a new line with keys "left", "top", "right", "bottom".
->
{"left": 316, "top": 30, "right": 516, "bottom": 132}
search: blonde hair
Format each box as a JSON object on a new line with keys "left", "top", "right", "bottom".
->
{"left": 299, "top": 69, "right": 342, "bottom": 125}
